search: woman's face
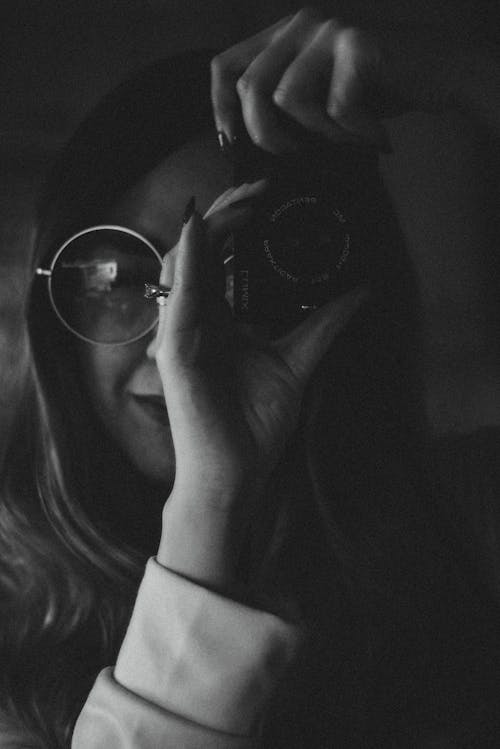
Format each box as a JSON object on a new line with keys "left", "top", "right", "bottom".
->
{"left": 78, "top": 131, "right": 229, "bottom": 486}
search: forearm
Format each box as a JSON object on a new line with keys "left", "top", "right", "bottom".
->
{"left": 157, "top": 484, "right": 251, "bottom": 596}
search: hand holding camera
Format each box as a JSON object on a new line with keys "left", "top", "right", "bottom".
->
{"left": 156, "top": 188, "right": 369, "bottom": 593}
{"left": 211, "top": 7, "right": 467, "bottom": 152}
{"left": 213, "top": 8, "right": 467, "bottom": 330}
{"left": 157, "top": 7, "right": 488, "bottom": 595}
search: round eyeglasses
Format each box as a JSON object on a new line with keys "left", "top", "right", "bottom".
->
{"left": 36, "top": 224, "right": 235, "bottom": 345}
{"left": 36, "top": 225, "right": 164, "bottom": 346}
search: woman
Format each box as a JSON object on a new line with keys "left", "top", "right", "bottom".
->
{"left": 1, "top": 9, "right": 500, "bottom": 748}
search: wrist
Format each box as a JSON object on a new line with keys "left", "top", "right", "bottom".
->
{"left": 157, "top": 483, "right": 252, "bottom": 596}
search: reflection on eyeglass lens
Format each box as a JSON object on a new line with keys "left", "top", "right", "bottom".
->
{"left": 51, "top": 230, "right": 161, "bottom": 343}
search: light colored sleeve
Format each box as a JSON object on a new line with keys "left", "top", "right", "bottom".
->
{"left": 72, "top": 558, "right": 301, "bottom": 748}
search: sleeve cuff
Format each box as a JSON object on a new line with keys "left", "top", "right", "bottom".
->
{"left": 113, "top": 557, "right": 301, "bottom": 736}
{"left": 73, "top": 667, "right": 258, "bottom": 749}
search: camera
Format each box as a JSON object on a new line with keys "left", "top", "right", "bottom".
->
{"left": 229, "top": 132, "right": 380, "bottom": 332}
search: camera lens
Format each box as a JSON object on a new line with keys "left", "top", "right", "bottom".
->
{"left": 231, "top": 136, "right": 372, "bottom": 327}
{"left": 263, "top": 194, "right": 351, "bottom": 287}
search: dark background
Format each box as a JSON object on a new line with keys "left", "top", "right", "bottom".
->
{"left": 0, "top": 0, "right": 498, "bottom": 435}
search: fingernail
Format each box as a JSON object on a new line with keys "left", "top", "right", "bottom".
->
{"left": 182, "top": 195, "right": 196, "bottom": 225}
{"left": 217, "top": 130, "right": 231, "bottom": 153}
{"left": 217, "top": 130, "right": 240, "bottom": 160}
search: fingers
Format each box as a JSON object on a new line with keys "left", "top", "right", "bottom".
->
{"left": 211, "top": 15, "right": 293, "bottom": 141}
{"left": 162, "top": 179, "right": 267, "bottom": 290}
{"left": 271, "top": 22, "right": 389, "bottom": 149}
{"left": 156, "top": 210, "right": 206, "bottom": 374}
{"left": 235, "top": 9, "right": 324, "bottom": 152}
{"left": 212, "top": 11, "right": 391, "bottom": 153}
{"left": 327, "top": 28, "right": 391, "bottom": 150}
{"left": 271, "top": 19, "right": 349, "bottom": 143}
{"left": 274, "top": 284, "right": 371, "bottom": 384}
{"left": 157, "top": 183, "right": 267, "bottom": 368}
{"left": 203, "top": 178, "right": 267, "bottom": 220}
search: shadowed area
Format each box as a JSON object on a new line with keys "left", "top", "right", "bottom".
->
{"left": 1, "top": 0, "right": 498, "bottom": 443}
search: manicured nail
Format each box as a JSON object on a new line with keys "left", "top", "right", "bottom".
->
{"left": 217, "top": 130, "right": 230, "bottom": 152}
{"left": 182, "top": 195, "right": 196, "bottom": 225}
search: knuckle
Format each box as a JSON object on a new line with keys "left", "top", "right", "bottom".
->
{"left": 210, "top": 52, "right": 230, "bottom": 79}
{"left": 235, "top": 74, "right": 246, "bottom": 96}
{"left": 210, "top": 54, "right": 224, "bottom": 79}
{"left": 236, "top": 73, "right": 252, "bottom": 97}
{"left": 272, "top": 85, "right": 303, "bottom": 117}
{"left": 272, "top": 85, "right": 290, "bottom": 109}
{"left": 335, "top": 26, "right": 367, "bottom": 56}
{"left": 211, "top": 53, "right": 241, "bottom": 94}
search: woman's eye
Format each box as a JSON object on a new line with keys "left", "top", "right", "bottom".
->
{"left": 92, "top": 287, "right": 140, "bottom": 314}
{"left": 102, "top": 288, "right": 131, "bottom": 306}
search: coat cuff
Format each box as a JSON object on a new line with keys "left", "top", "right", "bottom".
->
{"left": 73, "top": 667, "right": 258, "bottom": 748}
{"left": 113, "top": 557, "right": 301, "bottom": 736}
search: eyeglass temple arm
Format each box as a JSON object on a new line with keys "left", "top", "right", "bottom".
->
{"left": 35, "top": 252, "right": 234, "bottom": 279}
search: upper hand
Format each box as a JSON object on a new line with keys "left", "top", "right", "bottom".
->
{"left": 155, "top": 184, "right": 369, "bottom": 507}
{"left": 211, "top": 7, "right": 463, "bottom": 153}
{"left": 154, "top": 184, "right": 369, "bottom": 589}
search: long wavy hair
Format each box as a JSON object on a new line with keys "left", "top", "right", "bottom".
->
{"left": 0, "top": 50, "right": 459, "bottom": 748}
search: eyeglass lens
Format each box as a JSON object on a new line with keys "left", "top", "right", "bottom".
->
{"left": 50, "top": 228, "right": 161, "bottom": 344}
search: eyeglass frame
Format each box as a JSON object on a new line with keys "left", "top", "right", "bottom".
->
{"left": 35, "top": 224, "right": 164, "bottom": 347}
{"left": 36, "top": 223, "right": 235, "bottom": 346}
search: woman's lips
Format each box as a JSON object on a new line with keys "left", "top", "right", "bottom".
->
{"left": 131, "top": 394, "right": 169, "bottom": 426}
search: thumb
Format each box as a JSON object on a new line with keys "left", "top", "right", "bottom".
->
{"left": 274, "top": 284, "right": 371, "bottom": 384}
